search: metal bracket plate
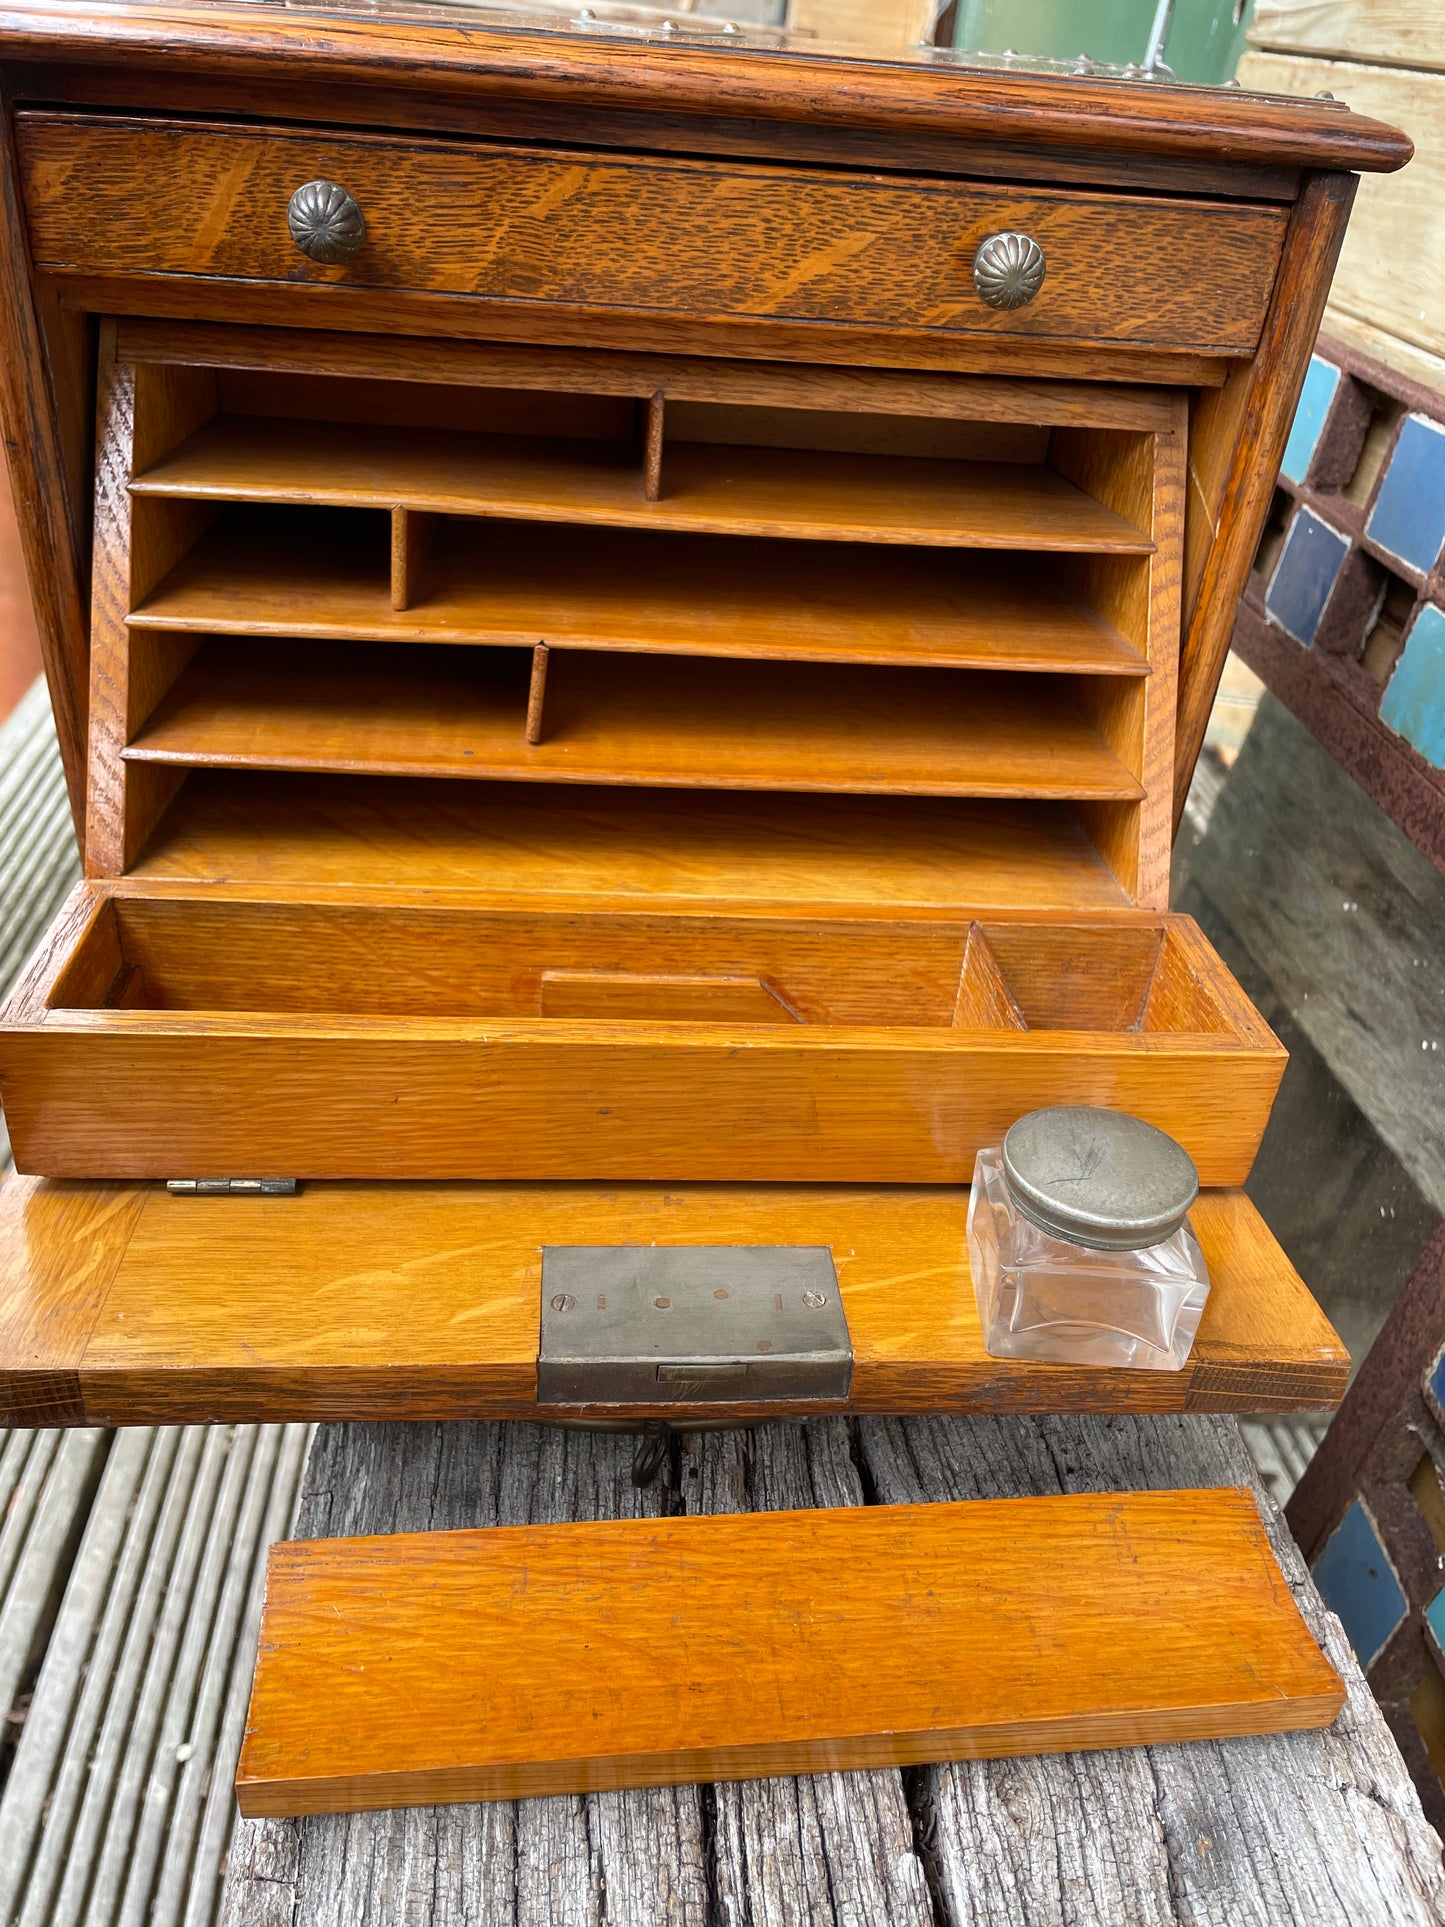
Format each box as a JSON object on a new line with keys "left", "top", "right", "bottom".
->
{"left": 538, "top": 1246, "right": 852, "bottom": 1405}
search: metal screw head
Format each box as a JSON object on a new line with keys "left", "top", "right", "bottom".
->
{"left": 802, "top": 1290, "right": 827, "bottom": 1308}
{"left": 550, "top": 1293, "right": 576, "bottom": 1313}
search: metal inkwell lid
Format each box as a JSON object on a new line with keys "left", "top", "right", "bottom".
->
{"left": 1001, "top": 1107, "right": 1199, "bottom": 1252}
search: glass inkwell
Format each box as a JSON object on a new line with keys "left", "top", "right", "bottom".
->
{"left": 967, "top": 1106, "right": 1210, "bottom": 1371}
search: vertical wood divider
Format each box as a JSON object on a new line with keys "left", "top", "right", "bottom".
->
{"left": 85, "top": 329, "right": 216, "bottom": 877}
{"left": 951, "top": 924, "right": 1028, "bottom": 1031}
{"left": 526, "top": 643, "right": 550, "bottom": 745}
{"left": 643, "top": 390, "right": 666, "bottom": 501}
{"left": 391, "top": 505, "right": 429, "bottom": 612}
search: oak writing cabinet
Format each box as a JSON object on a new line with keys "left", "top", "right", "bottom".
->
{"left": 0, "top": 2, "right": 1411, "bottom": 1431}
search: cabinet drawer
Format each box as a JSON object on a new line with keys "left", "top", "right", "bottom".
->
{"left": 17, "top": 115, "right": 1287, "bottom": 356}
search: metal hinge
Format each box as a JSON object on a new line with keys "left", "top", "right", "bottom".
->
{"left": 166, "top": 1179, "right": 299, "bottom": 1196}
{"left": 538, "top": 1245, "right": 852, "bottom": 1404}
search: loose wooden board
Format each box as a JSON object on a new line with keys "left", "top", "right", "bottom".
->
{"left": 0, "top": 1178, "right": 1349, "bottom": 1425}
{"left": 235, "top": 1487, "right": 1344, "bottom": 1815}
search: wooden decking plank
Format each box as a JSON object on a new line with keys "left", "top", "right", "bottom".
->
{"left": 0, "top": 1427, "right": 160, "bottom": 1927}
{"left": 0, "top": 1428, "right": 108, "bottom": 1736}
{"left": 695, "top": 1423, "right": 933, "bottom": 1927}
{"left": 169, "top": 1425, "right": 310, "bottom": 1927}
{"left": 859, "top": 1414, "right": 1445, "bottom": 1927}
{"left": 0, "top": 1424, "right": 310, "bottom": 1927}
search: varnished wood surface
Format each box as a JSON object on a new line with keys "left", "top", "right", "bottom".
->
{"left": 235, "top": 1487, "right": 1343, "bottom": 1815}
{"left": 56, "top": 273, "right": 1239, "bottom": 386}
{"left": 36, "top": 899, "right": 1257, "bottom": 1035}
{"left": 123, "top": 642, "right": 1144, "bottom": 802}
{"left": 221, "top": 1415, "right": 1445, "bottom": 1927}
{"left": 1, "top": 877, "right": 1283, "bottom": 1183}
{"left": 131, "top": 515, "right": 1149, "bottom": 676}
{"left": 131, "top": 417, "right": 1154, "bottom": 552}
{"left": 19, "top": 115, "right": 1289, "bottom": 356}
{"left": 117, "top": 319, "right": 1181, "bottom": 432}
{"left": 0, "top": 1172, "right": 1349, "bottom": 1426}
{"left": 1174, "top": 172, "right": 1357, "bottom": 826}
{"left": 127, "top": 772, "right": 1134, "bottom": 913}
{"left": 0, "top": 9, "right": 1411, "bottom": 175}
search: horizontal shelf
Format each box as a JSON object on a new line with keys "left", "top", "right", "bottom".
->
{"left": 131, "top": 418, "right": 1155, "bottom": 553}
{"left": 124, "top": 642, "right": 1144, "bottom": 802}
{"left": 130, "top": 515, "right": 1150, "bottom": 677}
{"left": 129, "top": 773, "right": 1132, "bottom": 915}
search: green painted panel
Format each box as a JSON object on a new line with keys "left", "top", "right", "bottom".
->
{"left": 952, "top": 1, "right": 1253, "bottom": 87}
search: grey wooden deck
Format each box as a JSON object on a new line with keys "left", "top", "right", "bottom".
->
{"left": 0, "top": 683, "right": 310, "bottom": 1927}
{"left": 223, "top": 1415, "right": 1445, "bottom": 1927}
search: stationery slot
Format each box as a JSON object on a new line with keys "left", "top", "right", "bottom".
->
{"left": 131, "top": 508, "right": 1151, "bottom": 678}
{"left": 131, "top": 407, "right": 1154, "bottom": 552}
{"left": 122, "top": 641, "right": 1144, "bottom": 801}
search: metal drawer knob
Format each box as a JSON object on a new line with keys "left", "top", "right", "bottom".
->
{"left": 287, "top": 180, "right": 366, "bottom": 264}
{"left": 972, "top": 231, "right": 1046, "bottom": 310}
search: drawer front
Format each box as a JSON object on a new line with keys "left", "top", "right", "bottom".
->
{"left": 18, "top": 115, "right": 1286, "bottom": 355}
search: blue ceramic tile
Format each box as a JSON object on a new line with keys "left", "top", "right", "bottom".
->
{"left": 1381, "top": 602, "right": 1445, "bottom": 770}
{"left": 1427, "top": 1587, "right": 1445, "bottom": 1658}
{"left": 1281, "top": 356, "right": 1341, "bottom": 485}
{"left": 1265, "top": 507, "right": 1351, "bottom": 646}
{"left": 1313, "top": 1498, "right": 1408, "bottom": 1671}
{"left": 1366, "top": 414, "right": 1445, "bottom": 576}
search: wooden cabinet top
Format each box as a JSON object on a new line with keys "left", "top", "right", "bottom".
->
{"left": 0, "top": 1, "right": 1412, "bottom": 187}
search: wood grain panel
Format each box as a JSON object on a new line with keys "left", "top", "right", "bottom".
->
{"left": 127, "top": 773, "right": 1131, "bottom": 914}
{"left": 122, "top": 643, "right": 1143, "bottom": 803}
{"left": 0, "top": 10, "right": 1411, "bottom": 175}
{"left": 0, "top": 1174, "right": 1347, "bottom": 1423}
{"left": 17, "top": 116, "right": 1289, "bottom": 355}
{"left": 130, "top": 515, "right": 1148, "bottom": 676}
{"left": 131, "top": 417, "right": 1153, "bottom": 552}
{"left": 114, "top": 319, "right": 1182, "bottom": 430}
{"left": 0, "top": 1010, "right": 1284, "bottom": 1187}
{"left": 1173, "top": 172, "right": 1357, "bottom": 825}
{"left": 235, "top": 1488, "right": 1342, "bottom": 1814}
{"left": 0, "top": 1174, "right": 145, "bottom": 1425}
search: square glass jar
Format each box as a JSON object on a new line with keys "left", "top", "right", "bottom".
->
{"left": 966, "top": 1145, "right": 1210, "bottom": 1370}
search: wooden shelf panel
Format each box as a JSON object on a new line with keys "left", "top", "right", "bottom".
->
{"left": 131, "top": 418, "right": 1156, "bottom": 552}
{"left": 130, "top": 515, "right": 1149, "bottom": 676}
{"left": 127, "top": 773, "right": 1133, "bottom": 914}
{"left": 0, "top": 1179, "right": 1349, "bottom": 1426}
{"left": 123, "top": 642, "right": 1144, "bottom": 801}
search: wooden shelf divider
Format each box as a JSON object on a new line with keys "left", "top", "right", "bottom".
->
{"left": 129, "top": 516, "right": 1150, "bottom": 677}
{"left": 121, "top": 641, "right": 1144, "bottom": 801}
{"left": 131, "top": 416, "right": 1156, "bottom": 552}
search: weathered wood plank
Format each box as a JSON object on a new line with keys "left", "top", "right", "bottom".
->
{"left": 1251, "top": 1, "right": 1445, "bottom": 72}
{"left": 861, "top": 1414, "right": 1445, "bottom": 1927}
{"left": 1238, "top": 53, "right": 1444, "bottom": 368}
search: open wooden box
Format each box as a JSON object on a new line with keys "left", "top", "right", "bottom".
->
{"left": 0, "top": 318, "right": 1349, "bottom": 1426}
{"left": 0, "top": 324, "right": 1285, "bottom": 1185}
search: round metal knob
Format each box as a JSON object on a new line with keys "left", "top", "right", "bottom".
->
{"left": 287, "top": 180, "right": 365, "bottom": 264}
{"left": 972, "top": 231, "right": 1046, "bottom": 311}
